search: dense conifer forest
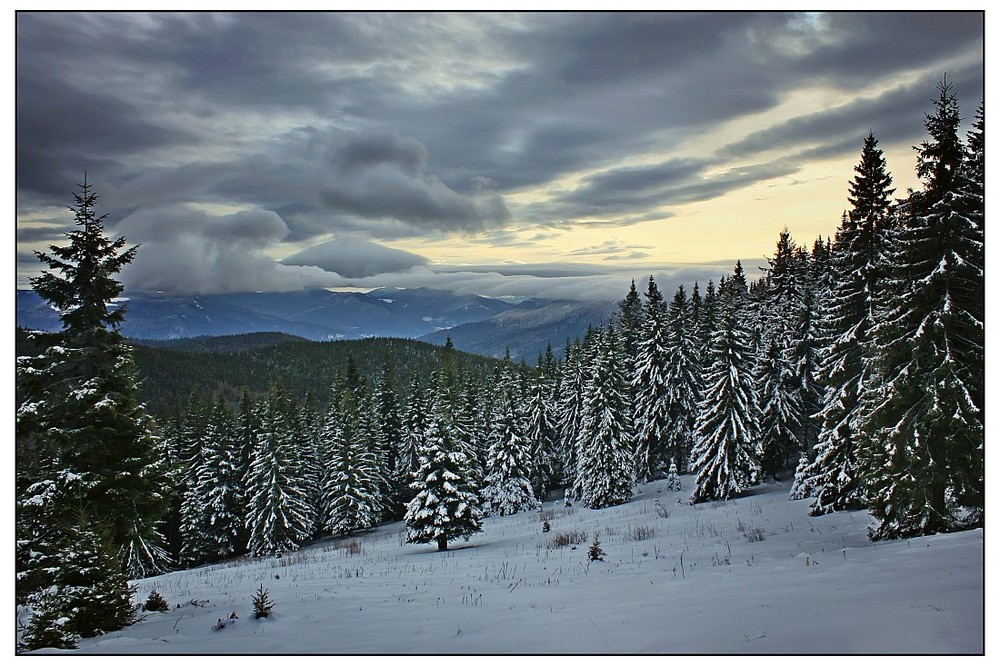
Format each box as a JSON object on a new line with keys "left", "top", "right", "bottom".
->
{"left": 15, "top": 80, "right": 983, "bottom": 651}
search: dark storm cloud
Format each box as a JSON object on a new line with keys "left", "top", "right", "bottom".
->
{"left": 720, "top": 63, "right": 985, "bottom": 163}
{"left": 318, "top": 167, "right": 511, "bottom": 232}
{"left": 550, "top": 158, "right": 799, "bottom": 219}
{"left": 16, "top": 224, "right": 76, "bottom": 244}
{"left": 281, "top": 238, "right": 429, "bottom": 278}
{"left": 752, "top": 12, "right": 984, "bottom": 89}
{"left": 15, "top": 11, "right": 984, "bottom": 297}
{"left": 335, "top": 134, "right": 428, "bottom": 178}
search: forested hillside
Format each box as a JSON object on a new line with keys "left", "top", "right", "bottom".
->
{"left": 15, "top": 79, "right": 983, "bottom": 652}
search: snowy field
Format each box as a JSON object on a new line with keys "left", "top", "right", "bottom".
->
{"left": 60, "top": 477, "right": 982, "bottom": 655}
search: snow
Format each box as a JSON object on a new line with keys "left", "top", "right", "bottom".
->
{"left": 43, "top": 478, "right": 982, "bottom": 654}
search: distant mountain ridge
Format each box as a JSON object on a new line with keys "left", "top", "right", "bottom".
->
{"left": 15, "top": 287, "right": 513, "bottom": 342}
{"left": 419, "top": 298, "right": 617, "bottom": 362}
{"left": 16, "top": 287, "right": 614, "bottom": 362}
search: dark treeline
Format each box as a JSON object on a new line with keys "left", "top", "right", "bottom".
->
{"left": 15, "top": 80, "right": 983, "bottom": 651}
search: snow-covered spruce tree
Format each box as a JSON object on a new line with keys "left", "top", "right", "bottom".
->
{"left": 482, "top": 365, "right": 539, "bottom": 516}
{"left": 756, "top": 335, "right": 802, "bottom": 481}
{"left": 569, "top": 326, "right": 603, "bottom": 500}
{"left": 576, "top": 325, "right": 635, "bottom": 509}
{"left": 390, "top": 376, "right": 429, "bottom": 518}
{"left": 689, "top": 267, "right": 761, "bottom": 503}
{"left": 617, "top": 278, "right": 644, "bottom": 366}
{"left": 404, "top": 385, "right": 483, "bottom": 551}
{"left": 452, "top": 375, "right": 487, "bottom": 489}
{"left": 372, "top": 359, "right": 403, "bottom": 517}
{"left": 19, "top": 586, "right": 80, "bottom": 652}
{"left": 233, "top": 390, "right": 259, "bottom": 549}
{"left": 788, "top": 276, "right": 823, "bottom": 480}
{"left": 17, "top": 472, "right": 137, "bottom": 650}
{"left": 856, "top": 80, "right": 984, "bottom": 539}
{"left": 291, "top": 398, "right": 324, "bottom": 537}
{"left": 15, "top": 177, "right": 169, "bottom": 588}
{"left": 755, "top": 228, "right": 809, "bottom": 480}
{"left": 662, "top": 283, "right": 702, "bottom": 475}
{"left": 631, "top": 276, "right": 671, "bottom": 481}
{"left": 555, "top": 338, "right": 586, "bottom": 495}
{"left": 696, "top": 280, "right": 719, "bottom": 368}
{"left": 179, "top": 398, "right": 211, "bottom": 566}
{"left": 195, "top": 397, "right": 244, "bottom": 561}
{"left": 525, "top": 362, "right": 559, "bottom": 499}
{"left": 664, "top": 460, "right": 682, "bottom": 492}
{"left": 800, "top": 132, "right": 896, "bottom": 514}
{"left": 244, "top": 387, "right": 313, "bottom": 556}
{"left": 321, "top": 388, "right": 382, "bottom": 536}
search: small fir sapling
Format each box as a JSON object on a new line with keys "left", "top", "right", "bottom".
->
{"left": 143, "top": 589, "right": 170, "bottom": 612}
{"left": 251, "top": 584, "right": 274, "bottom": 619}
{"left": 588, "top": 532, "right": 605, "bottom": 561}
{"left": 19, "top": 589, "right": 80, "bottom": 652}
{"left": 665, "top": 460, "right": 682, "bottom": 492}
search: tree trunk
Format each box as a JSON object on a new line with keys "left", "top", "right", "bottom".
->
{"left": 436, "top": 535, "right": 448, "bottom": 551}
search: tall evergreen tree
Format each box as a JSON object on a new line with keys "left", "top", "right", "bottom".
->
{"left": 321, "top": 389, "right": 382, "bottom": 536}
{"left": 632, "top": 276, "right": 671, "bottom": 481}
{"left": 555, "top": 339, "right": 586, "bottom": 494}
{"left": 391, "top": 377, "right": 429, "bottom": 518}
{"left": 404, "top": 384, "right": 483, "bottom": 551}
{"left": 757, "top": 336, "right": 802, "bottom": 480}
{"left": 662, "top": 284, "right": 702, "bottom": 474}
{"left": 576, "top": 325, "right": 634, "bottom": 509}
{"left": 857, "top": 80, "right": 984, "bottom": 538}
{"left": 16, "top": 177, "right": 168, "bottom": 591}
{"left": 372, "top": 359, "right": 403, "bottom": 517}
{"left": 244, "top": 388, "right": 313, "bottom": 556}
{"left": 801, "top": 131, "right": 896, "bottom": 513}
{"left": 196, "top": 397, "right": 244, "bottom": 561}
{"left": 524, "top": 367, "right": 559, "bottom": 499}
{"left": 690, "top": 265, "right": 761, "bottom": 503}
{"left": 482, "top": 365, "right": 539, "bottom": 516}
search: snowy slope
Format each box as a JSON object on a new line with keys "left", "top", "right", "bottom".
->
{"left": 39, "top": 478, "right": 982, "bottom": 654}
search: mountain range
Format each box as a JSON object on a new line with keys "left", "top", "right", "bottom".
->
{"left": 16, "top": 287, "right": 616, "bottom": 361}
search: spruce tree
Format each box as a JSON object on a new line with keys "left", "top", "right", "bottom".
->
{"left": 757, "top": 336, "right": 802, "bottom": 481}
{"left": 482, "top": 366, "right": 539, "bottom": 516}
{"left": 801, "top": 131, "right": 895, "bottom": 513}
{"left": 244, "top": 388, "right": 313, "bottom": 556}
{"left": 18, "top": 472, "right": 137, "bottom": 650}
{"left": 321, "top": 389, "right": 382, "bottom": 536}
{"left": 857, "top": 80, "right": 984, "bottom": 538}
{"left": 197, "top": 397, "right": 244, "bottom": 561}
{"left": 631, "top": 276, "right": 671, "bottom": 481}
{"left": 524, "top": 367, "right": 559, "bottom": 499}
{"left": 576, "top": 325, "right": 634, "bottom": 509}
{"left": 404, "top": 387, "right": 483, "bottom": 551}
{"left": 662, "top": 284, "right": 702, "bottom": 474}
{"left": 391, "top": 377, "right": 429, "bottom": 518}
{"left": 15, "top": 177, "right": 168, "bottom": 593}
{"left": 372, "top": 359, "right": 403, "bottom": 517}
{"left": 689, "top": 265, "right": 761, "bottom": 503}
{"left": 555, "top": 339, "right": 586, "bottom": 495}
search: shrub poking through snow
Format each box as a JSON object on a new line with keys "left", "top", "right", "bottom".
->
{"left": 252, "top": 585, "right": 274, "bottom": 619}
{"left": 548, "top": 530, "right": 587, "bottom": 549}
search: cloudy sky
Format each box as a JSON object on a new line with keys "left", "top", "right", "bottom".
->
{"left": 15, "top": 10, "right": 984, "bottom": 301}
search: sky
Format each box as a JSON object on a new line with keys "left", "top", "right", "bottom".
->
{"left": 14, "top": 9, "right": 985, "bottom": 302}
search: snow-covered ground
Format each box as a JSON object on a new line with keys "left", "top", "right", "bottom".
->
{"left": 58, "top": 478, "right": 983, "bottom": 654}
